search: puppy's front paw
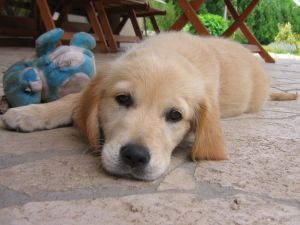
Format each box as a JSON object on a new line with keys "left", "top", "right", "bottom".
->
{"left": 2, "top": 107, "right": 45, "bottom": 132}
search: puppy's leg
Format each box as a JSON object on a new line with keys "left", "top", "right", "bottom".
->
{"left": 2, "top": 93, "right": 80, "bottom": 132}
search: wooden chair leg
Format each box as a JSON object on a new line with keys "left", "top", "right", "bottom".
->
{"left": 35, "top": 0, "right": 56, "bottom": 31}
{"left": 85, "top": 1, "right": 109, "bottom": 53}
{"left": 32, "top": 2, "right": 42, "bottom": 36}
{"left": 177, "top": 0, "right": 209, "bottom": 35}
{"left": 223, "top": 0, "right": 274, "bottom": 63}
{"left": 94, "top": 0, "right": 118, "bottom": 53}
{"left": 128, "top": 9, "right": 143, "bottom": 40}
{"left": 114, "top": 17, "right": 128, "bottom": 34}
{"left": 222, "top": 0, "right": 259, "bottom": 37}
{"left": 170, "top": 0, "right": 205, "bottom": 32}
{"left": 238, "top": 23, "right": 275, "bottom": 63}
{"left": 56, "top": 4, "right": 71, "bottom": 27}
{"left": 149, "top": 15, "right": 160, "bottom": 33}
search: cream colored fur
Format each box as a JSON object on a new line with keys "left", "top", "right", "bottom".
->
{"left": 2, "top": 32, "right": 273, "bottom": 180}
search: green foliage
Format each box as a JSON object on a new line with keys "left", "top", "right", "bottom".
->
{"left": 201, "top": 0, "right": 226, "bottom": 15}
{"left": 233, "top": 0, "right": 300, "bottom": 44}
{"left": 275, "top": 23, "right": 296, "bottom": 43}
{"left": 145, "top": 0, "right": 182, "bottom": 31}
{"left": 269, "top": 22, "right": 299, "bottom": 54}
{"left": 202, "top": 0, "right": 300, "bottom": 44}
{"left": 184, "top": 13, "right": 229, "bottom": 36}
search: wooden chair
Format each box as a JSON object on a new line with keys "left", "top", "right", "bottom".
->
{"left": 99, "top": 1, "right": 165, "bottom": 45}
{"left": 0, "top": 0, "right": 110, "bottom": 51}
{"left": 1, "top": 0, "right": 165, "bottom": 52}
{"left": 170, "top": 0, "right": 275, "bottom": 63}
{"left": 93, "top": 0, "right": 165, "bottom": 52}
{"left": 38, "top": 0, "right": 162, "bottom": 52}
{"left": 92, "top": 0, "right": 148, "bottom": 52}
{"left": 112, "top": 4, "right": 166, "bottom": 35}
{"left": 36, "top": 0, "right": 110, "bottom": 52}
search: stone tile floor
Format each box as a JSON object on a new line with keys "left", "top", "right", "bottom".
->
{"left": 0, "top": 47, "right": 299, "bottom": 225}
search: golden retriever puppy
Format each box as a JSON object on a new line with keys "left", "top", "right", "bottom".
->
{"left": 2, "top": 32, "right": 280, "bottom": 180}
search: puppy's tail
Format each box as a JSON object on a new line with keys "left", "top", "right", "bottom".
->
{"left": 270, "top": 92, "right": 298, "bottom": 101}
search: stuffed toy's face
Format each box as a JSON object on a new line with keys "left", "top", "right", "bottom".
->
{"left": 4, "top": 67, "right": 43, "bottom": 107}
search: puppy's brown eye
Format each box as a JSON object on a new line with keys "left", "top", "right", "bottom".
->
{"left": 166, "top": 109, "right": 182, "bottom": 122}
{"left": 115, "top": 94, "right": 133, "bottom": 107}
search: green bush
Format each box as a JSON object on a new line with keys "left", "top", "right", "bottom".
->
{"left": 269, "top": 22, "right": 299, "bottom": 54}
{"left": 184, "top": 13, "right": 229, "bottom": 36}
{"left": 275, "top": 23, "right": 296, "bottom": 43}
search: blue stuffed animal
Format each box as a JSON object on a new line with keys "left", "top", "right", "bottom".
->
{"left": 3, "top": 28, "right": 96, "bottom": 107}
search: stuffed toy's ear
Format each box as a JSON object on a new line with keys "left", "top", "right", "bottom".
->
{"left": 192, "top": 98, "right": 227, "bottom": 161}
{"left": 70, "top": 32, "right": 96, "bottom": 50}
{"left": 36, "top": 28, "right": 64, "bottom": 56}
{"left": 73, "top": 65, "right": 109, "bottom": 150}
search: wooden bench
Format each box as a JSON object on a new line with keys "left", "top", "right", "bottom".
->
{"left": 96, "top": 0, "right": 165, "bottom": 52}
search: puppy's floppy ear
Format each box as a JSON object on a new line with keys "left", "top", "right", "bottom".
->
{"left": 74, "top": 65, "right": 109, "bottom": 150}
{"left": 192, "top": 98, "right": 227, "bottom": 161}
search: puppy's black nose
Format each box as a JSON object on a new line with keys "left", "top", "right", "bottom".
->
{"left": 120, "top": 143, "right": 150, "bottom": 168}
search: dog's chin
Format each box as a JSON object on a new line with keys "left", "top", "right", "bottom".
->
{"left": 102, "top": 163, "right": 165, "bottom": 181}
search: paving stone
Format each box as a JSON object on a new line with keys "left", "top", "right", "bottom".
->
{"left": 273, "top": 83, "right": 300, "bottom": 92}
{"left": 222, "top": 110, "right": 298, "bottom": 121}
{"left": 0, "top": 193, "right": 299, "bottom": 225}
{"left": 270, "top": 72, "right": 300, "bottom": 79}
{"left": 0, "top": 154, "right": 158, "bottom": 196}
{"left": 195, "top": 116, "right": 300, "bottom": 200}
{"left": 157, "top": 167, "right": 196, "bottom": 191}
{"left": 263, "top": 99, "right": 300, "bottom": 114}
{"left": 271, "top": 78, "right": 299, "bottom": 86}
{"left": 0, "top": 125, "right": 87, "bottom": 156}
{"left": 0, "top": 143, "right": 189, "bottom": 196}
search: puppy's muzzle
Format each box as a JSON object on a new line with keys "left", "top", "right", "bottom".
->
{"left": 120, "top": 143, "right": 150, "bottom": 169}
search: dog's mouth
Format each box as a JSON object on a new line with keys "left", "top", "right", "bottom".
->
{"left": 99, "top": 128, "right": 106, "bottom": 147}
{"left": 119, "top": 164, "right": 153, "bottom": 180}
{"left": 102, "top": 162, "right": 156, "bottom": 180}
{"left": 102, "top": 155, "right": 163, "bottom": 181}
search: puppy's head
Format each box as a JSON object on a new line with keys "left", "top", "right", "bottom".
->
{"left": 75, "top": 48, "right": 226, "bottom": 180}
